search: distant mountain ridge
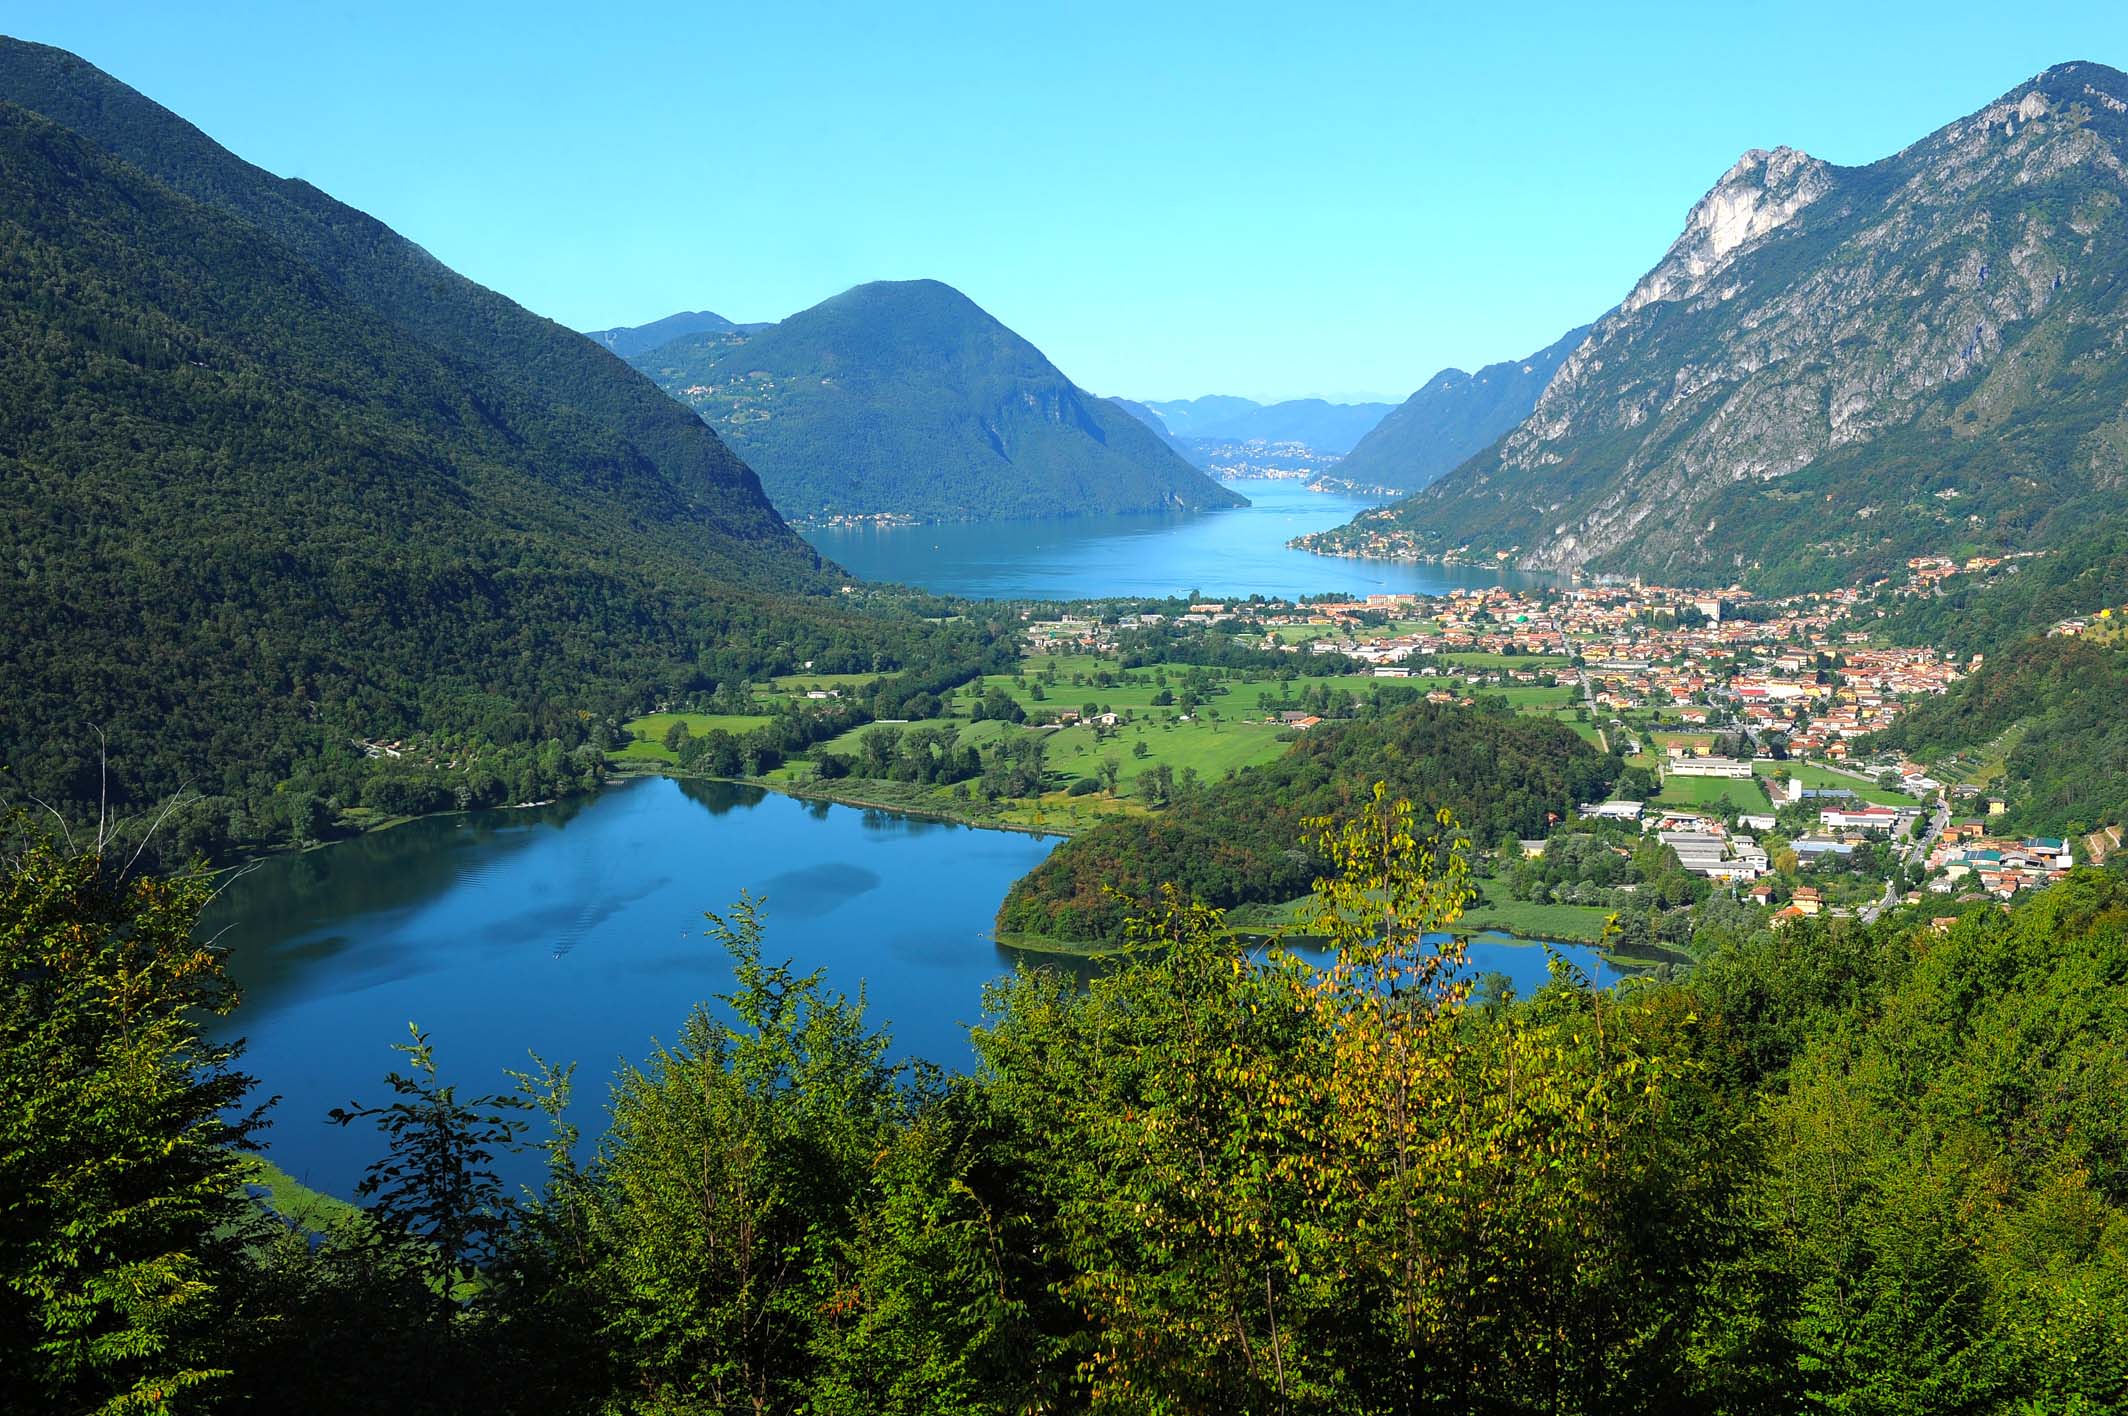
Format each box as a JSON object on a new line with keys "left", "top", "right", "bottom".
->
{"left": 1310, "top": 62, "right": 2128, "bottom": 592}
{"left": 1331, "top": 325, "right": 1593, "bottom": 492}
{"left": 1132, "top": 395, "right": 1395, "bottom": 455}
{"left": 588, "top": 310, "right": 748, "bottom": 359}
{"left": 625, "top": 280, "right": 1244, "bottom": 522}
{"left": 1107, "top": 397, "right": 1190, "bottom": 453}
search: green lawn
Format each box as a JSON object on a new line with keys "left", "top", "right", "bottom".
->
{"left": 1653, "top": 772, "right": 1773, "bottom": 814}
{"left": 617, "top": 711, "right": 777, "bottom": 762}
{"left": 1457, "top": 897, "right": 1616, "bottom": 946}
{"left": 1037, "top": 716, "right": 1290, "bottom": 792}
{"left": 767, "top": 671, "right": 885, "bottom": 691}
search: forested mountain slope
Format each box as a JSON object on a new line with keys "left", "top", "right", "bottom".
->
{"left": 1870, "top": 634, "right": 2128, "bottom": 835}
{"left": 0, "top": 39, "right": 808, "bottom": 568}
{"left": 1331, "top": 323, "right": 1591, "bottom": 492}
{"left": 0, "top": 44, "right": 921, "bottom": 851}
{"left": 1314, "top": 63, "right": 2128, "bottom": 591}
{"left": 627, "top": 279, "right": 1245, "bottom": 522}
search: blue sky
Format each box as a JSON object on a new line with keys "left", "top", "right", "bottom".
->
{"left": 9, "top": 2, "right": 2128, "bottom": 401}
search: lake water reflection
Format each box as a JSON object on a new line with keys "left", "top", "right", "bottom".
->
{"left": 209, "top": 778, "right": 1624, "bottom": 1198}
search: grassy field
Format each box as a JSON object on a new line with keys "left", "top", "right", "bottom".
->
{"left": 1758, "top": 761, "right": 1920, "bottom": 806}
{"left": 1265, "top": 618, "right": 1438, "bottom": 645}
{"left": 629, "top": 647, "right": 1584, "bottom": 842}
{"left": 1932, "top": 722, "right": 2025, "bottom": 791}
{"left": 1037, "top": 717, "right": 1291, "bottom": 791}
{"left": 1652, "top": 772, "right": 1774, "bottom": 815}
{"left": 758, "top": 672, "right": 885, "bottom": 706}
{"left": 1457, "top": 896, "right": 1616, "bottom": 945}
{"left": 617, "top": 712, "right": 777, "bottom": 763}
{"left": 238, "top": 1155, "right": 361, "bottom": 1233}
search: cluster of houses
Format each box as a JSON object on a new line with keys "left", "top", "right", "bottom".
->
{"left": 1904, "top": 553, "right": 2007, "bottom": 585}
{"left": 1925, "top": 824, "right": 2073, "bottom": 897}
{"left": 2050, "top": 605, "right": 2124, "bottom": 637}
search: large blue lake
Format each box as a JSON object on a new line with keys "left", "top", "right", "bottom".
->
{"left": 804, "top": 478, "right": 1547, "bottom": 600}
{"left": 210, "top": 777, "right": 1619, "bottom": 1198}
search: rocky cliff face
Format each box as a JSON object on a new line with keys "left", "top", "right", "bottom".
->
{"left": 1321, "top": 63, "right": 2128, "bottom": 590}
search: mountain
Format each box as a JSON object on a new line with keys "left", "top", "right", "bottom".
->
{"left": 1140, "top": 396, "right": 1396, "bottom": 455}
{"left": 1331, "top": 325, "right": 1593, "bottom": 492}
{"left": 1108, "top": 396, "right": 1192, "bottom": 453}
{"left": 586, "top": 310, "right": 742, "bottom": 359}
{"left": 1310, "top": 64, "right": 2128, "bottom": 592}
{"left": 1139, "top": 395, "right": 1262, "bottom": 439}
{"left": 626, "top": 280, "right": 1245, "bottom": 522}
{"left": 1109, "top": 396, "right": 1171, "bottom": 436}
{"left": 1872, "top": 634, "right": 2128, "bottom": 837}
{"left": 0, "top": 40, "right": 879, "bottom": 846}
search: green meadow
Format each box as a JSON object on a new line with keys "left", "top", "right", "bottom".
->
{"left": 625, "top": 647, "right": 1588, "bottom": 834}
{"left": 616, "top": 711, "right": 777, "bottom": 762}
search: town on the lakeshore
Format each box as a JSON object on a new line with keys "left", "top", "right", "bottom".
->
{"left": 1018, "top": 559, "right": 2106, "bottom": 919}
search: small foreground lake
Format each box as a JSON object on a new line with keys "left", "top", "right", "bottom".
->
{"left": 206, "top": 776, "right": 1621, "bottom": 1199}
{"left": 803, "top": 478, "right": 1550, "bottom": 600}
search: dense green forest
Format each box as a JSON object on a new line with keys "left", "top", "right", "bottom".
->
{"left": 997, "top": 698, "right": 1620, "bottom": 941}
{"left": 625, "top": 279, "right": 1246, "bottom": 522}
{"left": 11, "top": 792, "right": 2128, "bottom": 1414}
{"left": 1871, "top": 634, "right": 2128, "bottom": 837}
{"left": 0, "top": 44, "right": 1012, "bottom": 862}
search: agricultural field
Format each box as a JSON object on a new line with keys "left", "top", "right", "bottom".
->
{"left": 1265, "top": 618, "right": 1439, "bottom": 645}
{"left": 1553, "top": 712, "right": 1607, "bottom": 746}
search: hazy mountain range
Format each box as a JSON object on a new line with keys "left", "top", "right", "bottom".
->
{"left": 1312, "top": 61, "right": 2128, "bottom": 592}
{"left": 611, "top": 281, "right": 1243, "bottom": 522}
{"left": 587, "top": 310, "right": 755, "bottom": 359}
{"left": 1122, "top": 396, "right": 1395, "bottom": 455}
